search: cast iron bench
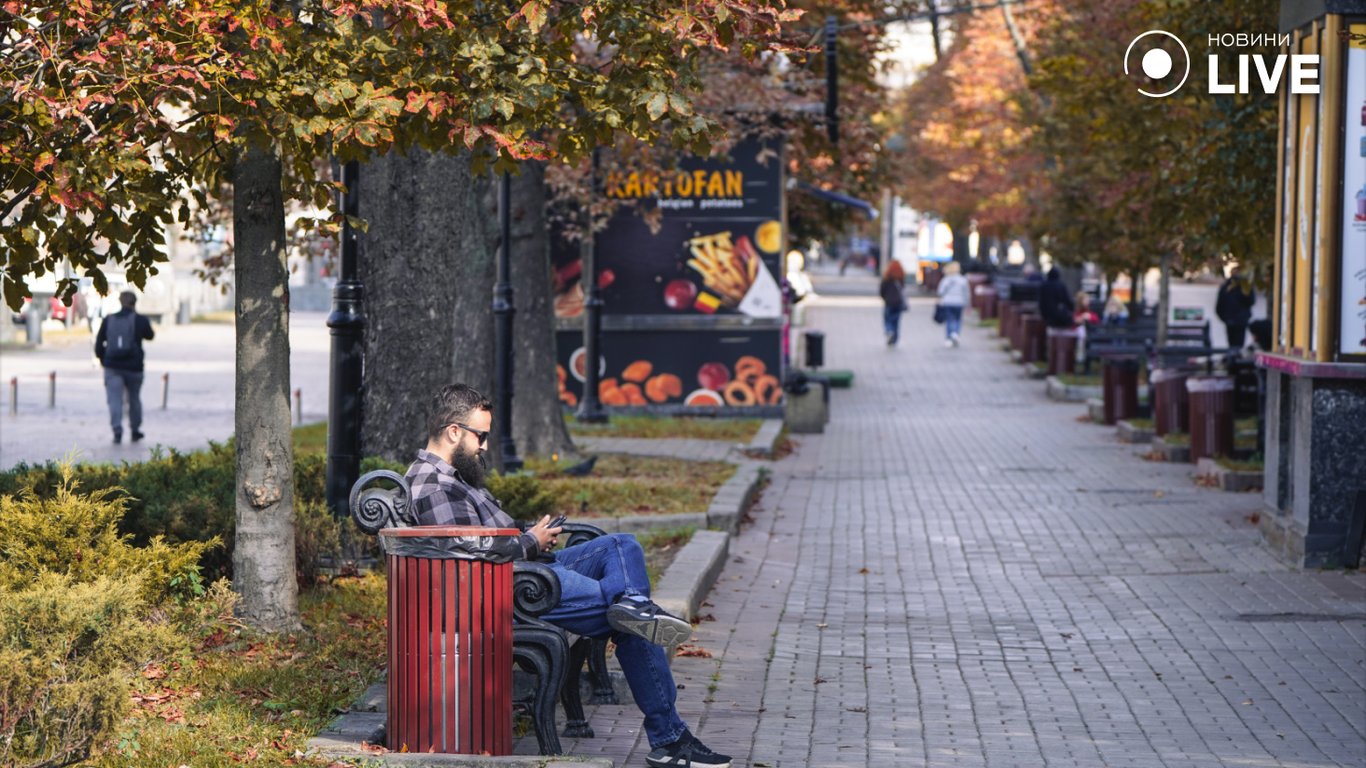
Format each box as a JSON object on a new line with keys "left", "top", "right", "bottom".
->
{"left": 349, "top": 470, "right": 618, "bottom": 755}
{"left": 1082, "top": 320, "right": 1211, "bottom": 374}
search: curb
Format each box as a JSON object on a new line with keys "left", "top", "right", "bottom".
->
{"left": 1116, "top": 420, "right": 1154, "bottom": 444}
{"left": 653, "top": 530, "right": 730, "bottom": 623}
{"left": 1046, "top": 376, "right": 1101, "bottom": 403}
{"left": 742, "top": 419, "right": 784, "bottom": 459}
{"left": 1195, "top": 457, "right": 1264, "bottom": 492}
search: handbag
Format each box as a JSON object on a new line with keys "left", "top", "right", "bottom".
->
{"left": 933, "top": 304, "right": 947, "bottom": 324}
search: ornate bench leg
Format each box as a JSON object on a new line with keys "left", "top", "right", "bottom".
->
{"left": 561, "top": 637, "right": 596, "bottom": 738}
{"left": 587, "top": 636, "right": 619, "bottom": 705}
{"left": 514, "top": 639, "right": 564, "bottom": 755}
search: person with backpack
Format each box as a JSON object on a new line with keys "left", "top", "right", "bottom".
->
{"left": 95, "top": 290, "right": 156, "bottom": 444}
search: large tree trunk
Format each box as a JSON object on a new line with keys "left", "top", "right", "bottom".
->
{"left": 231, "top": 141, "right": 300, "bottom": 632}
{"left": 509, "top": 163, "right": 578, "bottom": 461}
{"left": 360, "top": 150, "right": 496, "bottom": 462}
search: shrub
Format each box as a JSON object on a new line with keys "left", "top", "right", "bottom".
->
{"left": 486, "top": 472, "right": 557, "bottom": 523}
{"left": 0, "top": 467, "right": 211, "bottom": 767}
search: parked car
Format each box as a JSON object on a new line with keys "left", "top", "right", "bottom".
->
{"left": 10, "top": 295, "right": 86, "bottom": 325}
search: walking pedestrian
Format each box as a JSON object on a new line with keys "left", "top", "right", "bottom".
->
{"left": 1216, "top": 267, "right": 1256, "bottom": 350}
{"left": 406, "top": 384, "right": 733, "bottom": 768}
{"left": 94, "top": 290, "right": 155, "bottom": 444}
{"left": 879, "top": 260, "right": 908, "bottom": 346}
{"left": 937, "top": 261, "right": 970, "bottom": 347}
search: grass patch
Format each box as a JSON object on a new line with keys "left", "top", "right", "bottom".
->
{"left": 1123, "top": 417, "right": 1154, "bottom": 429}
{"left": 1235, "top": 416, "right": 1258, "bottom": 433}
{"left": 566, "top": 413, "right": 761, "bottom": 442}
{"left": 524, "top": 454, "right": 734, "bottom": 518}
{"left": 1057, "top": 373, "right": 1102, "bottom": 387}
{"left": 1162, "top": 431, "right": 1190, "bottom": 446}
{"left": 636, "top": 526, "right": 696, "bottom": 588}
{"left": 1216, "top": 456, "right": 1264, "bottom": 473}
{"left": 192, "top": 311, "right": 235, "bottom": 324}
{"left": 88, "top": 575, "right": 387, "bottom": 768}
{"left": 978, "top": 318, "right": 999, "bottom": 329}
{"left": 292, "top": 421, "right": 328, "bottom": 455}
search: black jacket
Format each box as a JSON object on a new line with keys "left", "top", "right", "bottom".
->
{"left": 879, "top": 278, "right": 906, "bottom": 311}
{"left": 1215, "top": 278, "right": 1255, "bottom": 326}
{"left": 1038, "top": 269, "right": 1074, "bottom": 328}
{"left": 95, "top": 309, "right": 155, "bottom": 372}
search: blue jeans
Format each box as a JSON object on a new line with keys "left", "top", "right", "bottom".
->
{"left": 944, "top": 305, "right": 963, "bottom": 339}
{"left": 542, "top": 534, "right": 687, "bottom": 749}
{"left": 103, "top": 368, "right": 143, "bottom": 436}
{"left": 882, "top": 306, "right": 904, "bottom": 344}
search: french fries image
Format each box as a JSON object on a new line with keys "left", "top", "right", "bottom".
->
{"left": 686, "top": 231, "right": 761, "bottom": 307}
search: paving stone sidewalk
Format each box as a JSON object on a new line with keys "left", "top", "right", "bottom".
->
{"left": 551, "top": 294, "right": 1364, "bottom": 768}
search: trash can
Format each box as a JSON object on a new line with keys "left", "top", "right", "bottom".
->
{"left": 804, "top": 330, "right": 825, "bottom": 369}
{"left": 1020, "top": 313, "right": 1045, "bottom": 364}
{"left": 1150, "top": 368, "right": 1189, "bottom": 437}
{"left": 381, "top": 526, "right": 521, "bottom": 755}
{"left": 979, "top": 287, "right": 999, "bottom": 320}
{"left": 1186, "top": 375, "right": 1234, "bottom": 463}
{"left": 998, "top": 301, "right": 1014, "bottom": 338}
{"left": 1102, "top": 356, "right": 1140, "bottom": 425}
{"left": 1046, "top": 327, "right": 1079, "bottom": 376}
{"left": 783, "top": 371, "right": 828, "bottom": 433}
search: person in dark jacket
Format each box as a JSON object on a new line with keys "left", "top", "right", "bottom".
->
{"left": 1038, "top": 267, "right": 1075, "bottom": 328}
{"left": 879, "top": 260, "right": 908, "bottom": 346}
{"left": 95, "top": 291, "right": 155, "bottom": 443}
{"left": 1216, "top": 268, "right": 1256, "bottom": 349}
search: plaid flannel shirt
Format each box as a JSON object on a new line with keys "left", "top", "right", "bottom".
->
{"left": 405, "top": 449, "right": 539, "bottom": 560}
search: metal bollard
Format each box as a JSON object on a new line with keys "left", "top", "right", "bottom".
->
{"left": 294, "top": 388, "right": 302, "bottom": 425}
{"left": 49, "top": 371, "right": 55, "bottom": 408}
{"left": 8, "top": 377, "right": 15, "bottom": 415}
{"left": 161, "top": 372, "right": 169, "bottom": 410}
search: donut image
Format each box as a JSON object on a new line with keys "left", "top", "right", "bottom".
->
{"left": 618, "top": 382, "right": 648, "bottom": 406}
{"left": 645, "top": 373, "right": 683, "bottom": 403}
{"left": 722, "top": 379, "right": 757, "bottom": 407}
{"left": 569, "top": 347, "right": 606, "bottom": 382}
{"left": 683, "top": 388, "right": 724, "bottom": 407}
{"left": 622, "top": 360, "right": 653, "bottom": 383}
{"left": 734, "top": 355, "right": 766, "bottom": 379}
{"left": 754, "top": 374, "right": 781, "bottom": 405}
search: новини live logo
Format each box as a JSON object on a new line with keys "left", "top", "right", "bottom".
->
{"left": 1124, "top": 30, "right": 1320, "bottom": 98}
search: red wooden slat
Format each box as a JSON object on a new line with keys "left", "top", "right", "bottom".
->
{"left": 387, "top": 555, "right": 398, "bottom": 751}
{"left": 458, "top": 559, "right": 473, "bottom": 753}
{"left": 442, "top": 552, "right": 458, "bottom": 748}
{"left": 417, "top": 557, "right": 432, "bottom": 752}
{"left": 405, "top": 555, "right": 419, "bottom": 752}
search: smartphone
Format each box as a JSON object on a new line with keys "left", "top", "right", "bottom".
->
{"left": 549, "top": 514, "right": 568, "bottom": 529}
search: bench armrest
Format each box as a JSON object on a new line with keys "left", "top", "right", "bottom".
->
{"left": 513, "top": 561, "right": 562, "bottom": 623}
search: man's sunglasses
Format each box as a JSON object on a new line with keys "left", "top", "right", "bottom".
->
{"left": 451, "top": 423, "right": 490, "bottom": 447}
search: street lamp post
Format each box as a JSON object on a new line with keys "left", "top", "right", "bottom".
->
{"left": 493, "top": 171, "right": 523, "bottom": 471}
{"left": 325, "top": 160, "right": 364, "bottom": 519}
{"left": 576, "top": 150, "right": 607, "bottom": 423}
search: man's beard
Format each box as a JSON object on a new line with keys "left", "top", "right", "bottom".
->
{"left": 451, "top": 443, "right": 487, "bottom": 488}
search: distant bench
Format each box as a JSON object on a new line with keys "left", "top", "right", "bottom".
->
{"left": 1082, "top": 319, "right": 1213, "bottom": 374}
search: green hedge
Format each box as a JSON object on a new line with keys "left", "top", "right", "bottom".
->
{"left": 0, "top": 445, "right": 406, "bottom": 583}
{"left": 0, "top": 467, "right": 215, "bottom": 767}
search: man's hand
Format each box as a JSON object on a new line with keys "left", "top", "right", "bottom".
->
{"left": 528, "top": 515, "right": 564, "bottom": 552}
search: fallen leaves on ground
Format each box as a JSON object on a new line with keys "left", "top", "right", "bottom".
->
{"left": 675, "top": 644, "right": 713, "bottom": 658}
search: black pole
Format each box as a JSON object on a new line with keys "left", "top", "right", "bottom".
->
{"left": 576, "top": 150, "right": 607, "bottom": 423}
{"left": 493, "top": 171, "right": 523, "bottom": 471}
{"left": 326, "top": 159, "right": 364, "bottom": 519}
{"left": 825, "top": 15, "right": 839, "bottom": 147}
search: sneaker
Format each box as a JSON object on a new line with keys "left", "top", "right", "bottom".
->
{"left": 646, "top": 732, "right": 731, "bottom": 768}
{"left": 606, "top": 598, "right": 692, "bottom": 646}
{"left": 112, "top": 430, "right": 122, "bottom": 444}
{"left": 131, "top": 431, "right": 144, "bottom": 443}
{"left": 944, "top": 340, "right": 954, "bottom": 348}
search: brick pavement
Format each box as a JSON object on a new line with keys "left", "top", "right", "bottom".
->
{"left": 540, "top": 294, "right": 1365, "bottom": 768}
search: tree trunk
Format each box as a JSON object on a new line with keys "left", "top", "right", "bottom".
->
{"left": 360, "top": 150, "right": 496, "bottom": 463}
{"left": 1157, "top": 251, "right": 1171, "bottom": 345}
{"left": 231, "top": 141, "right": 300, "bottom": 632}
{"left": 509, "top": 162, "right": 579, "bottom": 461}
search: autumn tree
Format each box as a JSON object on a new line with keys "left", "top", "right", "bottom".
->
{"left": 3, "top": 0, "right": 797, "bottom": 629}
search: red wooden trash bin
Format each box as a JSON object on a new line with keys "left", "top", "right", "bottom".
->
{"left": 1187, "top": 375, "right": 1234, "bottom": 463}
{"left": 1020, "top": 313, "right": 1045, "bottom": 363}
{"left": 1102, "top": 356, "right": 1140, "bottom": 425}
{"left": 1150, "top": 368, "right": 1190, "bottom": 437}
{"left": 1046, "top": 327, "right": 1079, "bottom": 376}
{"left": 980, "top": 287, "right": 999, "bottom": 320}
{"left": 381, "top": 526, "right": 521, "bottom": 755}
{"left": 998, "top": 301, "right": 1014, "bottom": 338}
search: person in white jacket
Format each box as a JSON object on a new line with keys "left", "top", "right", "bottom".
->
{"left": 937, "top": 261, "right": 971, "bottom": 347}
